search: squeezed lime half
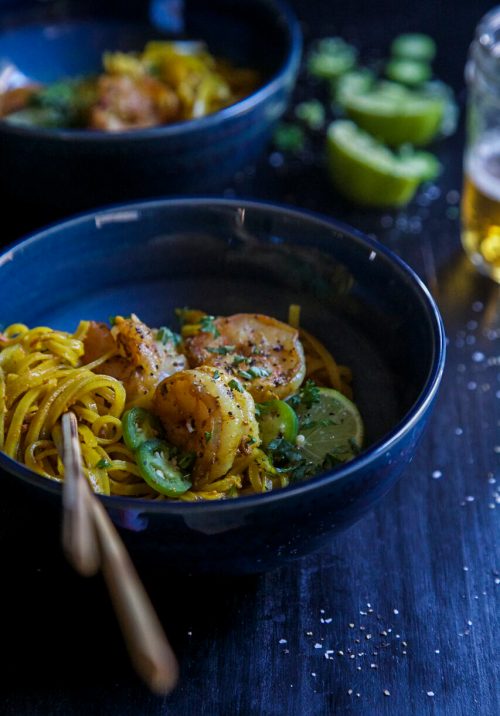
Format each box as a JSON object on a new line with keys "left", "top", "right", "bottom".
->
{"left": 326, "top": 120, "right": 440, "bottom": 207}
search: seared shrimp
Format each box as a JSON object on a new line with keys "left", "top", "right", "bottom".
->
{"left": 90, "top": 74, "right": 180, "bottom": 131}
{"left": 153, "top": 365, "right": 260, "bottom": 484}
{"left": 184, "top": 313, "right": 306, "bottom": 401}
{"left": 83, "top": 314, "right": 187, "bottom": 402}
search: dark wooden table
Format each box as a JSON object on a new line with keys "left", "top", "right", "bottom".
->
{"left": 1, "top": 1, "right": 498, "bottom": 714}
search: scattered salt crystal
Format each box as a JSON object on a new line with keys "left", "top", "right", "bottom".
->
{"left": 472, "top": 352, "right": 485, "bottom": 362}
{"left": 314, "top": 643, "right": 322, "bottom": 649}
{"left": 349, "top": 623, "right": 355, "bottom": 628}
{"left": 279, "top": 639, "right": 287, "bottom": 644}
{"left": 383, "top": 689, "right": 391, "bottom": 696}
{"left": 455, "top": 427, "right": 464, "bottom": 435}
{"left": 393, "top": 609, "right": 399, "bottom": 615}
{"left": 432, "top": 470, "right": 442, "bottom": 479}
{"left": 435, "top": 649, "right": 440, "bottom": 654}
{"left": 348, "top": 689, "right": 353, "bottom": 695}
{"left": 427, "top": 691, "right": 435, "bottom": 697}
{"left": 465, "top": 495, "right": 475, "bottom": 502}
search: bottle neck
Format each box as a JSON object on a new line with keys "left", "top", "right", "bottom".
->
{"left": 468, "top": 6, "right": 500, "bottom": 96}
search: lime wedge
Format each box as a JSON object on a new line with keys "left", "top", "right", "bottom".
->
{"left": 295, "top": 388, "right": 364, "bottom": 471}
{"left": 343, "top": 81, "right": 445, "bottom": 146}
{"left": 326, "top": 120, "right": 440, "bottom": 207}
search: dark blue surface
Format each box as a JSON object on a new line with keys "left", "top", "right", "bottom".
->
{"left": 0, "top": 198, "right": 445, "bottom": 574}
{"left": 0, "top": 0, "right": 301, "bottom": 219}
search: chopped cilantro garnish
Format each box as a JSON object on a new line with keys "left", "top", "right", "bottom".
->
{"left": 213, "top": 370, "right": 220, "bottom": 380}
{"left": 177, "top": 451, "right": 196, "bottom": 471}
{"left": 207, "top": 345, "right": 235, "bottom": 355}
{"left": 204, "top": 431, "right": 212, "bottom": 443}
{"left": 199, "top": 315, "right": 220, "bottom": 337}
{"left": 238, "top": 369, "right": 253, "bottom": 380}
{"left": 229, "top": 378, "right": 244, "bottom": 393}
{"left": 109, "top": 315, "right": 116, "bottom": 326}
{"left": 266, "top": 437, "right": 310, "bottom": 481}
{"left": 232, "top": 354, "right": 247, "bottom": 365}
{"left": 247, "top": 436, "right": 258, "bottom": 445}
{"left": 156, "top": 326, "right": 181, "bottom": 346}
{"left": 248, "top": 366, "right": 270, "bottom": 379}
{"left": 288, "top": 379, "right": 321, "bottom": 409}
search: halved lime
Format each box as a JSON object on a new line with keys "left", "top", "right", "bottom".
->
{"left": 326, "top": 120, "right": 440, "bottom": 207}
{"left": 343, "top": 82, "right": 445, "bottom": 146}
{"left": 295, "top": 388, "right": 364, "bottom": 471}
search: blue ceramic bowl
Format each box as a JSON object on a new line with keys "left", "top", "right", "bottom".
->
{"left": 0, "top": 198, "right": 446, "bottom": 574}
{"left": 0, "top": 0, "right": 301, "bottom": 223}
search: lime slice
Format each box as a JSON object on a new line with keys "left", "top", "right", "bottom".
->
{"left": 295, "top": 388, "right": 364, "bottom": 472}
{"left": 343, "top": 82, "right": 445, "bottom": 146}
{"left": 390, "top": 33, "right": 436, "bottom": 63}
{"left": 307, "top": 37, "right": 358, "bottom": 80}
{"left": 335, "top": 69, "right": 375, "bottom": 106}
{"left": 385, "top": 58, "right": 432, "bottom": 86}
{"left": 326, "top": 120, "right": 440, "bottom": 207}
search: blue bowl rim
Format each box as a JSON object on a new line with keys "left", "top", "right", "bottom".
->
{"left": 0, "top": 196, "right": 447, "bottom": 513}
{"left": 0, "top": 0, "right": 302, "bottom": 142}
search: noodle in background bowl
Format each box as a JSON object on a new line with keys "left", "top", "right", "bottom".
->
{"left": 0, "top": 198, "right": 445, "bottom": 575}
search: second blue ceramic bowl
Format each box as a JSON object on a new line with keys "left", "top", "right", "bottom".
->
{"left": 0, "top": 0, "right": 301, "bottom": 223}
{"left": 0, "top": 198, "right": 445, "bottom": 574}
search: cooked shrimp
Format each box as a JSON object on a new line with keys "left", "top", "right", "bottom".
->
{"left": 82, "top": 314, "right": 187, "bottom": 402}
{"left": 184, "top": 313, "right": 306, "bottom": 401}
{"left": 90, "top": 74, "right": 180, "bottom": 131}
{"left": 153, "top": 365, "right": 260, "bottom": 484}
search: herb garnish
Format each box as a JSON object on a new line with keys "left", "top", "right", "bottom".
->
{"left": 288, "top": 379, "right": 321, "bottom": 409}
{"left": 199, "top": 315, "right": 220, "bottom": 337}
{"left": 229, "top": 378, "right": 244, "bottom": 393}
{"left": 207, "top": 345, "right": 235, "bottom": 355}
{"left": 204, "top": 431, "right": 212, "bottom": 443}
{"left": 156, "top": 326, "right": 182, "bottom": 346}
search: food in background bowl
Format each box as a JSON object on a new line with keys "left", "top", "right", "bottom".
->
{"left": 0, "top": 0, "right": 302, "bottom": 225}
{"left": 0, "top": 41, "right": 259, "bottom": 131}
{"left": 0, "top": 309, "right": 363, "bottom": 501}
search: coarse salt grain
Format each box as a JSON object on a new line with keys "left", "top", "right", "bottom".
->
{"left": 279, "top": 639, "right": 287, "bottom": 644}
{"left": 383, "top": 689, "right": 391, "bottom": 696}
{"left": 393, "top": 609, "right": 399, "bottom": 615}
{"left": 314, "top": 643, "right": 322, "bottom": 649}
{"left": 427, "top": 691, "right": 435, "bottom": 697}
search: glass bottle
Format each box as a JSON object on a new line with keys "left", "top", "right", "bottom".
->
{"left": 461, "top": 6, "right": 500, "bottom": 282}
